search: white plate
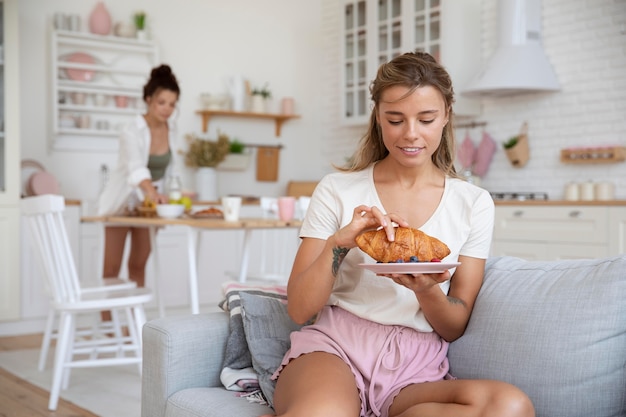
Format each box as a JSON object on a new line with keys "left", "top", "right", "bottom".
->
{"left": 359, "top": 262, "right": 461, "bottom": 274}
{"left": 59, "top": 52, "right": 102, "bottom": 82}
{"left": 108, "top": 55, "right": 152, "bottom": 87}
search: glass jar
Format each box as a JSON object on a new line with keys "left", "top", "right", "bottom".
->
{"left": 167, "top": 174, "right": 182, "bottom": 202}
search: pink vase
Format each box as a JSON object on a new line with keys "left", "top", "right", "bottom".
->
{"left": 89, "top": 2, "right": 112, "bottom": 35}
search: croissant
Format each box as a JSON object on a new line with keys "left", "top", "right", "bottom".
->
{"left": 355, "top": 227, "right": 450, "bottom": 263}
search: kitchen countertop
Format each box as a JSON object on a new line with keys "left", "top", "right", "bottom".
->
{"left": 67, "top": 198, "right": 626, "bottom": 207}
{"left": 494, "top": 200, "right": 626, "bottom": 206}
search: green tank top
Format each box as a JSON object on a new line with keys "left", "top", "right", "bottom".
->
{"left": 148, "top": 149, "right": 171, "bottom": 181}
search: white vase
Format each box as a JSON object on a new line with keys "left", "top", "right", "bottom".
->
{"left": 195, "top": 167, "right": 218, "bottom": 202}
{"left": 136, "top": 29, "right": 147, "bottom": 41}
{"left": 250, "top": 95, "right": 266, "bottom": 113}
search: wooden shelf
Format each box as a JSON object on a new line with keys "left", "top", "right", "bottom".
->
{"left": 560, "top": 146, "right": 626, "bottom": 164}
{"left": 196, "top": 110, "right": 300, "bottom": 137}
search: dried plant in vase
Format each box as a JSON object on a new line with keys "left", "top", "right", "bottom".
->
{"left": 182, "top": 132, "right": 231, "bottom": 168}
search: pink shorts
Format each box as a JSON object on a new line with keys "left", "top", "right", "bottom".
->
{"left": 272, "top": 305, "right": 451, "bottom": 417}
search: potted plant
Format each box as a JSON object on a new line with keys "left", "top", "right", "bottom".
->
{"left": 134, "top": 11, "right": 147, "bottom": 40}
{"left": 503, "top": 122, "right": 530, "bottom": 168}
{"left": 250, "top": 83, "right": 272, "bottom": 113}
{"left": 182, "top": 132, "right": 230, "bottom": 201}
{"left": 218, "top": 138, "right": 251, "bottom": 171}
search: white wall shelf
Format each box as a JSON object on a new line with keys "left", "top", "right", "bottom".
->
{"left": 50, "top": 30, "right": 159, "bottom": 151}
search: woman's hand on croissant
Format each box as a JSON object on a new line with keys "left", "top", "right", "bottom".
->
{"left": 333, "top": 205, "right": 409, "bottom": 248}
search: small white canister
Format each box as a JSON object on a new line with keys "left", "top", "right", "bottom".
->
{"left": 564, "top": 182, "right": 580, "bottom": 201}
{"left": 579, "top": 181, "right": 595, "bottom": 201}
{"left": 594, "top": 182, "right": 615, "bottom": 201}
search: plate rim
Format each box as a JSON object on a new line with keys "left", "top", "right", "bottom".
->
{"left": 359, "top": 261, "right": 461, "bottom": 274}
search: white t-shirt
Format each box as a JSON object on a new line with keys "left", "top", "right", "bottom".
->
{"left": 300, "top": 164, "right": 494, "bottom": 332}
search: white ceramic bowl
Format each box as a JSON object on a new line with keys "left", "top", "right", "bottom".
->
{"left": 156, "top": 204, "right": 185, "bottom": 219}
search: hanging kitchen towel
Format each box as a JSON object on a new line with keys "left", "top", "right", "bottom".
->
{"left": 473, "top": 131, "right": 497, "bottom": 177}
{"left": 457, "top": 132, "right": 476, "bottom": 170}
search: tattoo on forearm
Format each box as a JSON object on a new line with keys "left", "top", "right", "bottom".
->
{"left": 447, "top": 296, "right": 466, "bottom": 307}
{"left": 332, "top": 247, "right": 349, "bottom": 277}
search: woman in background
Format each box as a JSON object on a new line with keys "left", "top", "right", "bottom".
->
{"left": 97, "top": 64, "right": 180, "bottom": 288}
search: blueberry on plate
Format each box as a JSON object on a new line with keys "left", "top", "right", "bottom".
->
{"left": 409, "top": 256, "right": 419, "bottom": 263}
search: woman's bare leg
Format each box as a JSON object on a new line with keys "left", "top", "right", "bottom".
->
{"left": 262, "top": 352, "right": 361, "bottom": 417}
{"left": 389, "top": 378, "right": 535, "bottom": 417}
{"left": 101, "top": 226, "right": 130, "bottom": 321}
{"left": 126, "top": 227, "right": 151, "bottom": 288}
{"left": 103, "top": 226, "right": 130, "bottom": 278}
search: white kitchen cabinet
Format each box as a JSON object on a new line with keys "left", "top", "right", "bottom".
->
{"left": 51, "top": 30, "right": 158, "bottom": 151}
{"left": 608, "top": 207, "right": 626, "bottom": 255}
{"left": 340, "top": 0, "right": 481, "bottom": 125}
{"left": 491, "top": 205, "right": 620, "bottom": 261}
{"left": 0, "top": 0, "right": 20, "bottom": 321}
{"left": 0, "top": 207, "right": 20, "bottom": 320}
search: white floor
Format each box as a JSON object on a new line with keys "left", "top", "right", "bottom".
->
{"left": 0, "top": 348, "right": 142, "bottom": 416}
{"left": 0, "top": 303, "right": 226, "bottom": 416}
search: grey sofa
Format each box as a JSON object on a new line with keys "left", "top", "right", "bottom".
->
{"left": 142, "top": 256, "right": 626, "bottom": 417}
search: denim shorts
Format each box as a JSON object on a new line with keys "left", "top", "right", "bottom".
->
{"left": 272, "top": 305, "right": 451, "bottom": 417}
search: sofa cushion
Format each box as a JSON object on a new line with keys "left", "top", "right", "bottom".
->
{"left": 448, "top": 256, "right": 626, "bottom": 417}
{"left": 165, "top": 387, "right": 273, "bottom": 417}
{"left": 239, "top": 292, "right": 305, "bottom": 407}
{"left": 218, "top": 281, "right": 287, "bottom": 372}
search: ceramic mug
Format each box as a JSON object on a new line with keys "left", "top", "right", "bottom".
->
{"left": 54, "top": 13, "right": 68, "bottom": 30}
{"left": 77, "top": 114, "right": 91, "bottom": 129}
{"left": 297, "top": 196, "right": 311, "bottom": 219}
{"left": 281, "top": 97, "right": 295, "bottom": 115}
{"left": 94, "top": 93, "right": 108, "bottom": 107}
{"left": 278, "top": 196, "right": 296, "bottom": 221}
{"left": 114, "top": 95, "right": 128, "bottom": 108}
{"left": 221, "top": 196, "right": 242, "bottom": 222}
{"left": 71, "top": 92, "right": 87, "bottom": 105}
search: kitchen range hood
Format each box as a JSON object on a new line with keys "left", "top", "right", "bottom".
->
{"left": 462, "top": 0, "right": 560, "bottom": 97}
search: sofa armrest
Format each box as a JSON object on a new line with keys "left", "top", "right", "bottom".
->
{"left": 141, "top": 311, "right": 229, "bottom": 417}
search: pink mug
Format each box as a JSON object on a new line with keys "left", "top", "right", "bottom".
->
{"left": 278, "top": 196, "right": 296, "bottom": 221}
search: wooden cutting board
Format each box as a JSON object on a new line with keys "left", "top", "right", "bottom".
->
{"left": 256, "top": 146, "right": 280, "bottom": 182}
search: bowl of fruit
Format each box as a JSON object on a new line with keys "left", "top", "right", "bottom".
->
{"left": 156, "top": 204, "right": 185, "bottom": 219}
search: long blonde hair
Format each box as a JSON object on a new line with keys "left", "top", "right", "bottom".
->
{"left": 340, "top": 51, "right": 458, "bottom": 177}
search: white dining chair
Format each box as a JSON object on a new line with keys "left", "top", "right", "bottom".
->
{"left": 35, "top": 206, "right": 137, "bottom": 373}
{"left": 21, "top": 194, "right": 153, "bottom": 411}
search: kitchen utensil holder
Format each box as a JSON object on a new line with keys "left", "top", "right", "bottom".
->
{"left": 504, "top": 122, "right": 530, "bottom": 168}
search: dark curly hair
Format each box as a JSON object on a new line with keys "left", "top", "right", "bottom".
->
{"left": 342, "top": 51, "right": 458, "bottom": 178}
{"left": 143, "top": 64, "right": 180, "bottom": 101}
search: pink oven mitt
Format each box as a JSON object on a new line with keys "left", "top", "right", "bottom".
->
{"left": 457, "top": 132, "right": 476, "bottom": 170}
{"left": 473, "top": 131, "right": 497, "bottom": 177}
